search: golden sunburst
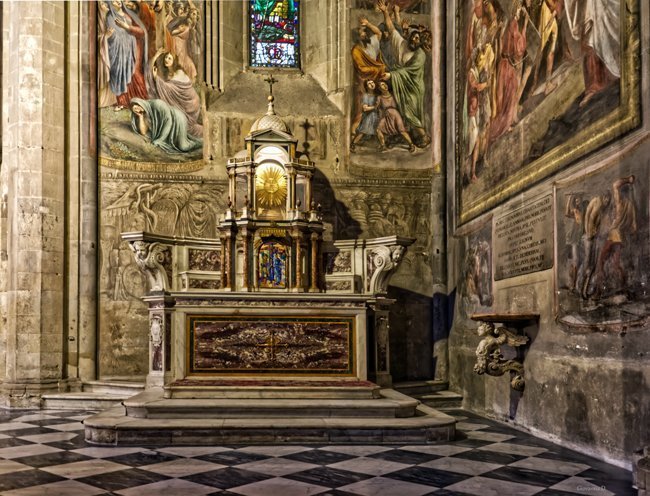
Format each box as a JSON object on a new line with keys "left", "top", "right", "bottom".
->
{"left": 256, "top": 163, "right": 287, "bottom": 208}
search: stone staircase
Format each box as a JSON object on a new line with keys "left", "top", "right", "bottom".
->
{"left": 41, "top": 381, "right": 145, "bottom": 410}
{"left": 393, "top": 380, "right": 463, "bottom": 409}
{"left": 83, "top": 380, "right": 457, "bottom": 445}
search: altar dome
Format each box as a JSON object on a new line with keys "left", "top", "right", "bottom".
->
{"left": 250, "top": 95, "right": 290, "bottom": 134}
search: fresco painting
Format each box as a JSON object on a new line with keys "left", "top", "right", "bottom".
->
{"left": 455, "top": 0, "right": 641, "bottom": 225}
{"left": 98, "top": 0, "right": 204, "bottom": 169}
{"left": 555, "top": 161, "right": 650, "bottom": 332}
{"left": 457, "top": 220, "right": 493, "bottom": 319}
{"left": 349, "top": 0, "right": 434, "bottom": 171}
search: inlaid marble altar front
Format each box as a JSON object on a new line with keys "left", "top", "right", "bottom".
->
{"left": 188, "top": 315, "right": 354, "bottom": 375}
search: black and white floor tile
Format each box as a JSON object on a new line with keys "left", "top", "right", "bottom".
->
{"left": 0, "top": 409, "right": 635, "bottom": 495}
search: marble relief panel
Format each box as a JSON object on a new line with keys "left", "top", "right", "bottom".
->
{"left": 189, "top": 316, "right": 354, "bottom": 374}
{"left": 555, "top": 159, "right": 650, "bottom": 332}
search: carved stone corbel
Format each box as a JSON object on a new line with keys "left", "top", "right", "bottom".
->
{"left": 129, "top": 240, "right": 171, "bottom": 292}
{"left": 367, "top": 245, "right": 406, "bottom": 295}
{"left": 473, "top": 321, "right": 530, "bottom": 391}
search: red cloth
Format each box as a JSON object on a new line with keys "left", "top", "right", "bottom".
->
{"left": 489, "top": 17, "right": 527, "bottom": 142}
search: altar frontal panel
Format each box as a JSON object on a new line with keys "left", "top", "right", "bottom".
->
{"left": 188, "top": 316, "right": 355, "bottom": 375}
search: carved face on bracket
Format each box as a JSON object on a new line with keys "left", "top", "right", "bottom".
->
{"left": 391, "top": 245, "right": 405, "bottom": 263}
{"left": 477, "top": 321, "right": 494, "bottom": 337}
{"left": 133, "top": 241, "right": 149, "bottom": 259}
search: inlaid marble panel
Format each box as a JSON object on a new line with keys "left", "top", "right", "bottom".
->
{"left": 188, "top": 316, "right": 354, "bottom": 375}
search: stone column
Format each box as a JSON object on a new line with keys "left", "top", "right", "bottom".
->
{"left": 294, "top": 234, "right": 303, "bottom": 291}
{"left": 309, "top": 232, "right": 320, "bottom": 292}
{"left": 67, "top": 1, "right": 97, "bottom": 386}
{"left": 0, "top": 2, "right": 68, "bottom": 407}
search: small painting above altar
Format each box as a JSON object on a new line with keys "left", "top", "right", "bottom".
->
{"left": 258, "top": 241, "right": 288, "bottom": 289}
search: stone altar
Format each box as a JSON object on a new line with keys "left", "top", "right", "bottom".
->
{"left": 84, "top": 89, "right": 455, "bottom": 445}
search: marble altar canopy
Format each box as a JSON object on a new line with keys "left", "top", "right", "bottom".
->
{"left": 84, "top": 89, "right": 455, "bottom": 445}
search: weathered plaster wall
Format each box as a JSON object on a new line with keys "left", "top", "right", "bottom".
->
{"left": 445, "top": 0, "right": 650, "bottom": 467}
{"left": 447, "top": 121, "right": 650, "bottom": 468}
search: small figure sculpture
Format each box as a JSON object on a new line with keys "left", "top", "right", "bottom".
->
{"left": 474, "top": 321, "right": 529, "bottom": 391}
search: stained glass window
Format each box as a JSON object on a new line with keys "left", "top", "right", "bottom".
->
{"left": 250, "top": 0, "right": 300, "bottom": 68}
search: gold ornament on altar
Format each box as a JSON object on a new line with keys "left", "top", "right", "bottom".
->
{"left": 256, "top": 163, "right": 287, "bottom": 208}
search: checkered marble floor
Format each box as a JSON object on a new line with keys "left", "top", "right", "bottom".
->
{"left": 0, "top": 409, "right": 635, "bottom": 495}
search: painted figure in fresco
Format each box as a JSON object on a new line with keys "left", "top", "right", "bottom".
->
{"left": 377, "top": 0, "right": 431, "bottom": 148}
{"left": 489, "top": 4, "right": 528, "bottom": 142}
{"left": 564, "top": 194, "right": 585, "bottom": 292}
{"left": 351, "top": 17, "right": 386, "bottom": 134}
{"left": 350, "top": 79, "right": 379, "bottom": 152}
{"left": 463, "top": 238, "right": 492, "bottom": 307}
{"left": 593, "top": 175, "right": 636, "bottom": 299}
{"left": 107, "top": 0, "right": 149, "bottom": 111}
{"left": 375, "top": 80, "right": 417, "bottom": 153}
{"left": 124, "top": 0, "right": 158, "bottom": 60}
{"left": 97, "top": 1, "right": 117, "bottom": 108}
{"left": 148, "top": 49, "right": 202, "bottom": 137}
{"left": 580, "top": 189, "right": 611, "bottom": 299}
{"left": 130, "top": 98, "right": 203, "bottom": 154}
{"left": 532, "top": 0, "right": 561, "bottom": 95}
{"left": 465, "top": 42, "right": 494, "bottom": 183}
{"left": 378, "top": 4, "right": 412, "bottom": 70}
{"left": 564, "top": 0, "right": 620, "bottom": 107}
{"left": 168, "top": 9, "right": 199, "bottom": 82}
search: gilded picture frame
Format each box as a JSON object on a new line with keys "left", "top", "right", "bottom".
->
{"left": 454, "top": 0, "right": 642, "bottom": 227}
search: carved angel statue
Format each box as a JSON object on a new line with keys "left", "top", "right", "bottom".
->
{"left": 473, "top": 322, "right": 529, "bottom": 375}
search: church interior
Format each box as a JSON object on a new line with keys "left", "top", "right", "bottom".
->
{"left": 0, "top": 1, "right": 648, "bottom": 494}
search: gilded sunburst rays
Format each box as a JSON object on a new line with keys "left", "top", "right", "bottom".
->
{"left": 256, "top": 163, "right": 287, "bottom": 208}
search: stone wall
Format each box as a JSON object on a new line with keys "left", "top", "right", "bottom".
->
{"left": 446, "top": 12, "right": 650, "bottom": 465}
{"left": 0, "top": 1, "right": 67, "bottom": 406}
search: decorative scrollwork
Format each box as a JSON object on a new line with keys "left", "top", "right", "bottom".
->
{"left": 129, "top": 240, "right": 171, "bottom": 292}
{"left": 367, "top": 245, "right": 407, "bottom": 295}
{"left": 474, "top": 321, "right": 529, "bottom": 391}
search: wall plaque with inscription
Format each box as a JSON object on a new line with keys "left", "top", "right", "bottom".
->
{"left": 494, "top": 195, "right": 553, "bottom": 280}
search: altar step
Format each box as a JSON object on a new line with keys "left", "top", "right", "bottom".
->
{"left": 41, "top": 381, "right": 144, "bottom": 410}
{"left": 164, "top": 378, "right": 381, "bottom": 400}
{"left": 83, "top": 387, "right": 457, "bottom": 445}
{"left": 126, "top": 392, "right": 418, "bottom": 419}
{"left": 394, "top": 380, "right": 464, "bottom": 409}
